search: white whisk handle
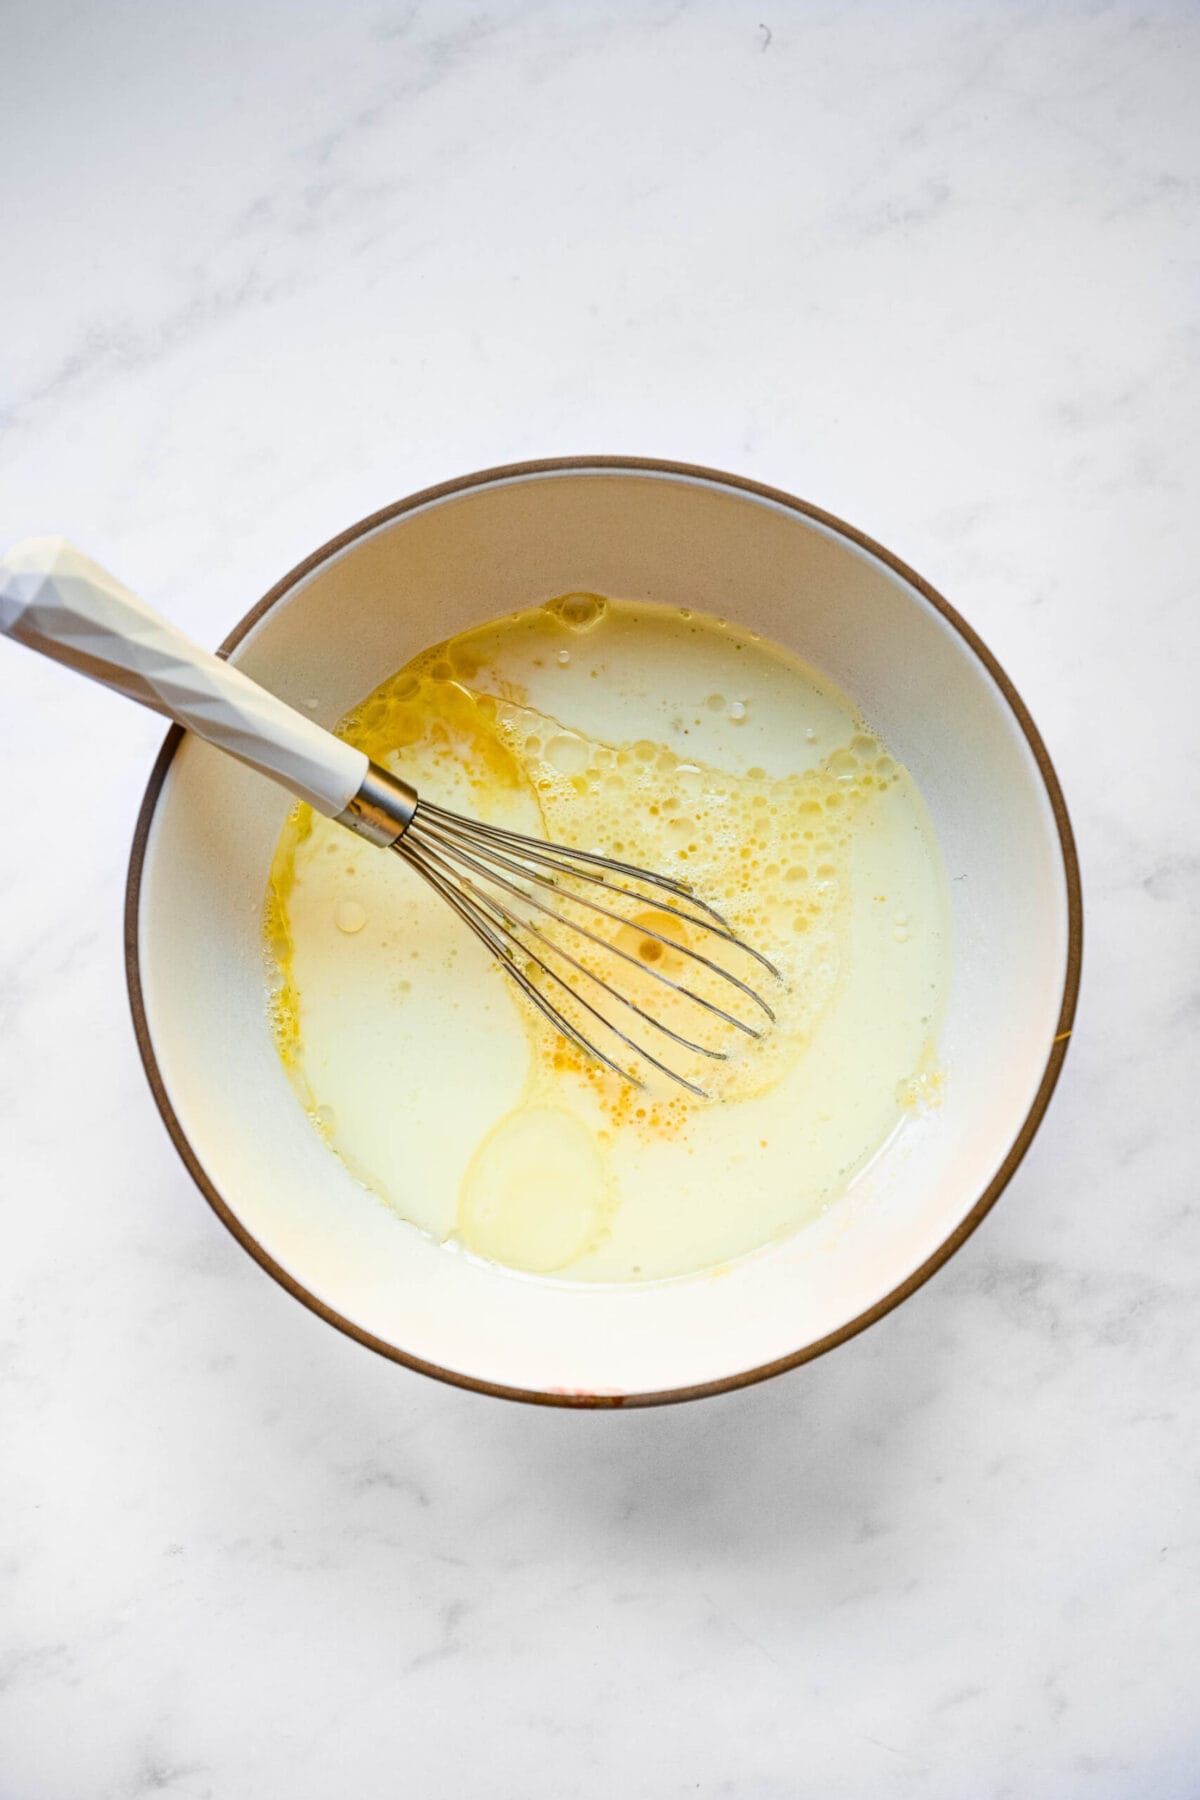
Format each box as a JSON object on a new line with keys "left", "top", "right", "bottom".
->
{"left": 0, "top": 537, "right": 368, "bottom": 817}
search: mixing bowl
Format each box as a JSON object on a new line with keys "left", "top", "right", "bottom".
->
{"left": 126, "top": 458, "right": 1081, "bottom": 1405}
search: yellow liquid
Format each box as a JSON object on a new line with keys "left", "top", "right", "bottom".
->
{"left": 265, "top": 595, "right": 951, "bottom": 1282}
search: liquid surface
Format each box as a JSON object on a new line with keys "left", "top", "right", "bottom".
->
{"left": 265, "top": 596, "right": 951, "bottom": 1282}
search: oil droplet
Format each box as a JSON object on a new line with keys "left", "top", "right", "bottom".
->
{"left": 556, "top": 648, "right": 571, "bottom": 666}
{"left": 335, "top": 900, "right": 367, "bottom": 934}
{"left": 458, "top": 1106, "right": 609, "bottom": 1272}
{"left": 728, "top": 700, "right": 748, "bottom": 723}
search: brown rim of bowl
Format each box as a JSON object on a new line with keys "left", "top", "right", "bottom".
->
{"left": 124, "top": 456, "right": 1083, "bottom": 1409}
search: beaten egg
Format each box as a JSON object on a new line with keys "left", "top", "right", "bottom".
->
{"left": 264, "top": 594, "right": 951, "bottom": 1282}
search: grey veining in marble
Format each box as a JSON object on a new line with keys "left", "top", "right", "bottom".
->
{"left": 2, "top": 1, "right": 1198, "bottom": 1795}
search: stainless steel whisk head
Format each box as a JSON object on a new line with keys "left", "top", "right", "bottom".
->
{"left": 342, "top": 765, "right": 781, "bottom": 1099}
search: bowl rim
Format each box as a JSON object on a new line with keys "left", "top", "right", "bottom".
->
{"left": 124, "top": 455, "right": 1083, "bottom": 1408}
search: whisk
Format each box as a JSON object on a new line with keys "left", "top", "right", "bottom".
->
{"left": 0, "top": 539, "right": 778, "bottom": 1097}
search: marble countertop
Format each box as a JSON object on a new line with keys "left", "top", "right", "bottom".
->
{"left": 2, "top": 2, "right": 1197, "bottom": 1794}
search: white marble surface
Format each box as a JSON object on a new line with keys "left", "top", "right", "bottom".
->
{"left": 1, "top": 1, "right": 1197, "bottom": 1793}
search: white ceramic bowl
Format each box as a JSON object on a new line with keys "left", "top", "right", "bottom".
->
{"left": 127, "top": 459, "right": 1081, "bottom": 1405}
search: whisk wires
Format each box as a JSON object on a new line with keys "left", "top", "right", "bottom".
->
{"left": 392, "top": 798, "right": 780, "bottom": 1098}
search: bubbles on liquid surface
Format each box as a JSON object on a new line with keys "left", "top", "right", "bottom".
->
{"left": 546, "top": 732, "right": 589, "bottom": 775}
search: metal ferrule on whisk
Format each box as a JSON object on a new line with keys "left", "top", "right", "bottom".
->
{"left": 336, "top": 762, "right": 419, "bottom": 847}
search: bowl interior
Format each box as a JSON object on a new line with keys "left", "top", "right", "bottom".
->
{"left": 133, "top": 465, "right": 1077, "bottom": 1402}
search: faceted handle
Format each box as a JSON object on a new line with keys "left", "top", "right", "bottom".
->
{"left": 0, "top": 537, "right": 367, "bottom": 816}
